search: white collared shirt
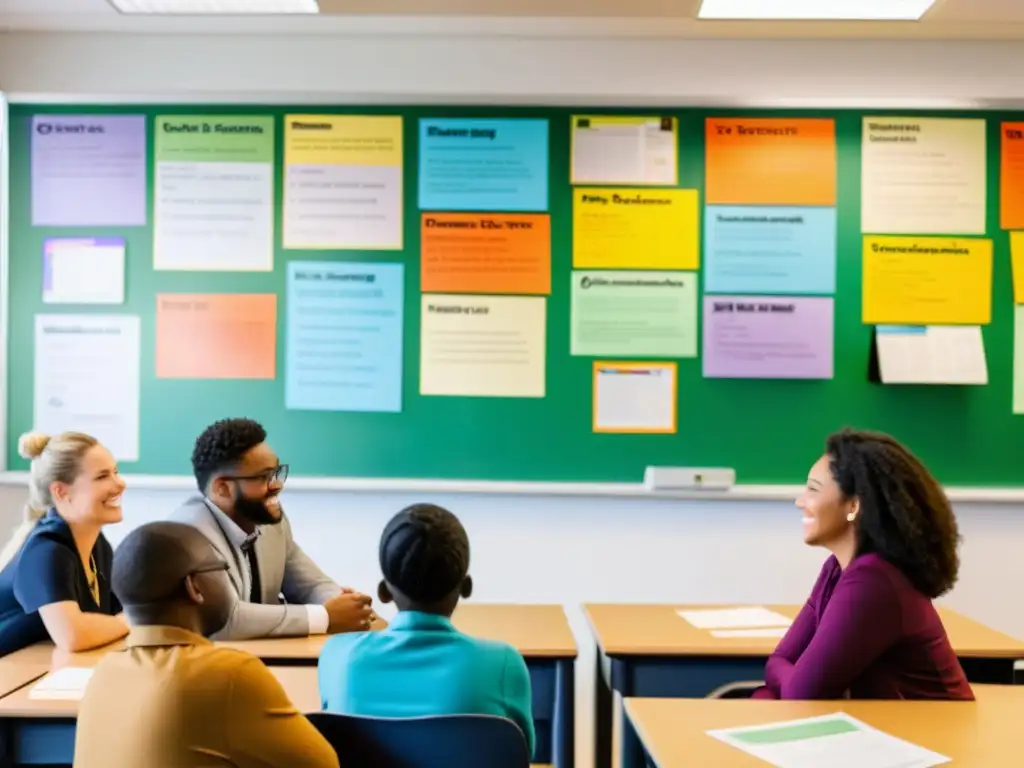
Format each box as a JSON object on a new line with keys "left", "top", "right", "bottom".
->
{"left": 203, "top": 498, "right": 329, "bottom": 635}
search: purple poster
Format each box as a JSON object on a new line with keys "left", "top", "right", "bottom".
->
{"left": 702, "top": 295, "right": 834, "bottom": 379}
{"left": 31, "top": 115, "right": 147, "bottom": 226}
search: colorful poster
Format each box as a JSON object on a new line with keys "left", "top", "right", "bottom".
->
{"left": 43, "top": 238, "right": 125, "bottom": 305}
{"left": 1012, "top": 232, "right": 1024, "bottom": 303}
{"left": 862, "top": 237, "right": 992, "bottom": 324}
{"left": 421, "top": 213, "right": 550, "bottom": 295}
{"left": 705, "top": 118, "right": 836, "bottom": 206}
{"left": 704, "top": 206, "right": 837, "bottom": 294}
{"left": 703, "top": 296, "right": 835, "bottom": 379}
{"left": 156, "top": 294, "right": 277, "bottom": 379}
{"left": 573, "top": 188, "right": 699, "bottom": 270}
{"left": 31, "top": 115, "right": 147, "bottom": 226}
{"left": 286, "top": 262, "right": 404, "bottom": 412}
{"left": 875, "top": 326, "right": 987, "bottom": 385}
{"left": 420, "top": 295, "right": 545, "bottom": 397}
{"left": 34, "top": 315, "right": 140, "bottom": 461}
{"left": 418, "top": 118, "right": 548, "bottom": 211}
{"left": 154, "top": 116, "right": 274, "bottom": 271}
{"left": 1001, "top": 123, "right": 1024, "bottom": 229}
{"left": 283, "top": 115, "right": 403, "bottom": 249}
{"left": 571, "top": 271, "right": 697, "bottom": 357}
{"left": 570, "top": 115, "right": 678, "bottom": 186}
{"left": 593, "top": 362, "right": 677, "bottom": 434}
{"left": 862, "top": 117, "right": 986, "bottom": 234}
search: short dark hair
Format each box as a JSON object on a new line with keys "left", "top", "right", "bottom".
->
{"left": 191, "top": 418, "right": 267, "bottom": 491}
{"left": 113, "top": 522, "right": 221, "bottom": 607}
{"left": 379, "top": 504, "right": 469, "bottom": 603}
{"left": 826, "top": 428, "right": 961, "bottom": 598}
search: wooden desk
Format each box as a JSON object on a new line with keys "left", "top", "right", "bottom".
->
{"left": 0, "top": 604, "right": 577, "bottom": 768}
{"left": 219, "top": 603, "right": 577, "bottom": 661}
{"left": 625, "top": 685, "right": 1024, "bottom": 767}
{"left": 584, "top": 603, "right": 1024, "bottom": 768}
{"left": 0, "top": 664, "right": 551, "bottom": 767}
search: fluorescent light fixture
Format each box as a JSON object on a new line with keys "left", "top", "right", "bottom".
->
{"left": 698, "top": 0, "right": 937, "bottom": 21}
{"left": 109, "top": 0, "right": 319, "bottom": 13}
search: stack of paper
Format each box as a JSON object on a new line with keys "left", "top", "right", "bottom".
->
{"left": 677, "top": 606, "right": 793, "bottom": 637}
{"left": 709, "top": 713, "right": 950, "bottom": 768}
{"left": 29, "top": 667, "right": 94, "bottom": 700}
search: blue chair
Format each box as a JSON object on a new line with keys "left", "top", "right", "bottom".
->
{"left": 305, "top": 712, "right": 532, "bottom": 768}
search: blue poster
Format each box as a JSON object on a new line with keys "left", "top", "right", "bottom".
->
{"left": 419, "top": 118, "right": 549, "bottom": 212}
{"left": 704, "top": 205, "right": 837, "bottom": 295}
{"left": 286, "top": 261, "right": 404, "bottom": 412}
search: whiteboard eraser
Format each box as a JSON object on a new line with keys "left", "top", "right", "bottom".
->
{"left": 644, "top": 466, "right": 735, "bottom": 491}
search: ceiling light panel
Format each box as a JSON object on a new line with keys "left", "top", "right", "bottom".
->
{"left": 698, "top": 0, "right": 937, "bottom": 21}
{"left": 109, "top": 0, "right": 319, "bottom": 13}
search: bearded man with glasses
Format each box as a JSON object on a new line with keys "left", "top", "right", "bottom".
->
{"left": 170, "top": 418, "right": 380, "bottom": 640}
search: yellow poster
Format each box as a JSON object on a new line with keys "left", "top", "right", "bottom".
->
{"left": 283, "top": 115, "right": 403, "bottom": 250}
{"left": 573, "top": 188, "right": 699, "bottom": 270}
{"left": 862, "top": 237, "right": 992, "bottom": 325}
{"left": 1011, "top": 232, "right": 1024, "bottom": 304}
{"left": 284, "top": 115, "right": 403, "bottom": 166}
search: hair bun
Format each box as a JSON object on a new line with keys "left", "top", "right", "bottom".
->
{"left": 17, "top": 433, "right": 51, "bottom": 460}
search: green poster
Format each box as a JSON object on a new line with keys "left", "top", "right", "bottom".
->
{"left": 570, "top": 270, "right": 698, "bottom": 357}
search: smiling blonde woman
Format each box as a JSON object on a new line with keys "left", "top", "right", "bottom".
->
{"left": 0, "top": 431, "right": 129, "bottom": 656}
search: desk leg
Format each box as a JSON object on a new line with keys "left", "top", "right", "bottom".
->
{"left": 594, "top": 645, "right": 612, "bottom": 768}
{"left": 554, "top": 659, "right": 575, "bottom": 768}
{"left": 620, "top": 704, "right": 645, "bottom": 768}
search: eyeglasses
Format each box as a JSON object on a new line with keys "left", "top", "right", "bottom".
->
{"left": 224, "top": 464, "right": 289, "bottom": 485}
{"left": 191, "top": 561, "right": 230, "bottom": 577}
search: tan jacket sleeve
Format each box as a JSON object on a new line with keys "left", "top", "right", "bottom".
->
{"left": 226, "top": 656, "right": 339, "bottom": 768}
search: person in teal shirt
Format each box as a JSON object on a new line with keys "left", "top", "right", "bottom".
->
{"left": 317, "top": 503, "right": 535, "bottom": 756}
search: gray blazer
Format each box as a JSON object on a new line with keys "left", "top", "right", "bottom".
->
{"left": 170, "top": 495, "right": 340, "bottom": 641}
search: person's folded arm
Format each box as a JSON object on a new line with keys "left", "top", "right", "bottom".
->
{"left": 14, "top": 538, "right": 127, "bottom": 652}
{"left": 228, "top": 655, "right": 339, "bottom": 768}
{"left": 764, "top": 600, "right": 817, "bottom": 695}
{"left": 778, "top": 565, "right": 902, "bottom": 700}
{"left": 763, "top": 561, "right": 837, "bottom": 695}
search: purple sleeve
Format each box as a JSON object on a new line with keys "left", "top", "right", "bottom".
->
{"left": 763, "top": 561, "right": 833, "bottom": 696}
{"left": 764, "top": 600, "right": 816, "bottom": 695}
{"left": 778, "top": 562, "right": 903, "bottom": 700}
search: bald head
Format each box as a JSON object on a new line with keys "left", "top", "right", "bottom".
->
{"left": 113, "top": 522, "right": 227, "bottom": 616}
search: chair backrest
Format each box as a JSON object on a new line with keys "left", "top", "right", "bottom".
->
{"left": 707, "top": 680, "right": 765, "bottom": 699}
{"left": 306, "top": 712, "right": 532, "bottom": 768}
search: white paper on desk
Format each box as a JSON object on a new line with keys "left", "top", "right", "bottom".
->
{"left": 677, "top": 607, "right": 793, "bottom": 630}
{"left": 29, "top": 667, "right": 94, "bottom": 700}
{"left": 708, "top": 712, "right": 950, "bottom": 768}
{"left": 711, "top": 627, "right": 789, "bottom": 639}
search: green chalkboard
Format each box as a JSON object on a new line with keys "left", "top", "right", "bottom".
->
{"left": 6, "top": 104, "right": 1023, "bottom": 485}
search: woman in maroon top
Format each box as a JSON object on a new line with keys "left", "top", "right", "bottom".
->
{"left": 755, "top": 428, "right": 974, "bottom": 701}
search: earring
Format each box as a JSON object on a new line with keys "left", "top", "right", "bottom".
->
{"left": 846, "top": 512, "right": 857, "bottom": 523}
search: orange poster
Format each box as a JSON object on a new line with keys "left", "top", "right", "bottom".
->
{"left": 156, "top": 293, "right": 277, "bottom": 379}
{"left": 705, "top": 118, "right": 836, "bottom": 206}
{"left": 421, "top": 213, "right": 551, "bottom": 295}
{"left": 1001, "top": 123, "right": 1024, "bottom": 229}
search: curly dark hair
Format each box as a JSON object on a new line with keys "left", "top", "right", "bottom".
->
{"left": 379, "top": 503, "right": 469, "bottom": 603}
{"left": 826, "top": 428, "right": 960, "bottom": 598}
{"left": 191, "top": 418, "right": 267, "bottom": 492}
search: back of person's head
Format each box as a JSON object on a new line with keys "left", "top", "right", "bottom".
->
{"left": 113, "top": 521, "right": 233, "bottom": 635}
{"left": 0, "top": 432, "right": 99, "bottom": 570}
{"left": 826, "top": 428, "right": 960, "bottom": 598}
{"left": 378, "top": 503, "right": 471, "bottom": 614}
{"left": 191, "top": 418, "right": 266, "bottom": 492}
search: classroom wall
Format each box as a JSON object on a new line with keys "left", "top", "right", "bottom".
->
{"left": 4, "top": 30, "right": 1024, "bottom": 768}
